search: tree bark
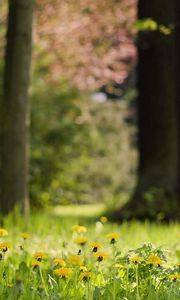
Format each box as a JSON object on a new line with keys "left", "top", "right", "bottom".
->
{"left": 114, "top": 0, "right": 179, "bottom": 220}
{"left": 175, "top": 0, "right": 180, "bottom": 214}
{"left": 0, "top": 0, "right": 33, "bottom": 215}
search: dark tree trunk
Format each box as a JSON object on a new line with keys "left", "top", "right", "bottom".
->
{"left": 0, "top": 0, "right": 33, "bottom": 215}
{"left": 114, "top": 0, "right": 179, "bottom": 221}
{"left": 175, "top": 0, "right": 180, "bottom": 214}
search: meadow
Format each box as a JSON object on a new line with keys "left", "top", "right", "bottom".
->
{"left": 0, "top": 205, "right": 179, "bottom": 300}
{"left": 0, "top": 1, "right": 180, "bottom": 300}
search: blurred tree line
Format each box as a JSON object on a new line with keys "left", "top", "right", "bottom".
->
{"left": 0, "top": 0, "right": 179, "bottom": 220}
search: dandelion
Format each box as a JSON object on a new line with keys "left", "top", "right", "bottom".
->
{"left": 74, "top": 237, "right": 88, "bottom": 246}
{"left": 80, "top": 266, "right": 87, "bottom": 272}
{"left": 68, "top": 255, "right": 83, "bottom": 266}
{"left": 54, "top": 267, "right": 73, "bottom": 278}
{"left": 31, "top": 261, "right": 41, "bottom": 269}
{"left": 147, "top": 255, "right": 163, "bottom": 266}
{"left": 176, "top": 262, "right": 180, "bottom": 267}
{"left": 0, "top": 242, "right": 11, "bottom": 252}
{"left": 106, "top": 232, "right": 119, "bottom": 244}
{"left": 72, "top": 225, "right": 87, "bottom": 233}
{"left": 79, "top": 271, "right": 92, "bottom": 282}
{"left": 90, "top": 242, "right": 102, "bottom": 252}
{"left": 94, "top": 251, "right": 108, "bottom": 262}
{"left": 169, "top": 273, "right": 180, "bottom": 281}
{"left": 100, "top": 216, "right": 108, "bottom": 223}
{"left": 20, "top": 232, "right": 30, "bottom": 240}
{"left": 33, "top": 252, "right": 47, "bottom": 262}
{"left": 0, "top": 229, "right": 8, "bottom": 237}
{"left": 53, "top": 258, "right": 66, "bottom": 267}
{"left": 129, "top": 255, "right": 143, "bottom": 264}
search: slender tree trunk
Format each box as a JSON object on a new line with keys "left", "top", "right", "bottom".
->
{"left": 0, "top": 0, "right": 33, "bottom": 215}
{"left": 175, "top": 0, "right": 180, "bottom": 212}
{"left": 114, "top": 0, "right": 179, "bottom": 220}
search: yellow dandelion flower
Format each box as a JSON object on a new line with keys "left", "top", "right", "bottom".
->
{"left": 33, "top": 252, "right": 47, "bottom": 262}
{"left": 31, "top": 260, "right": 41, "bottom": 268}
{"left": 176, "top": 262, "right": 180, "bottom": 267}
{"left": 53, "top": 258, "right": 66, "bottom": 267}
{"left": 147, "top": 255, "right": 163, "bottom": 266}
{"left": 72, "top": 225, "right": 87, "bottom": 233}
{"left": 79, "top": 271, "right": 92, "bottom": 281}
{"left": 100, "top": 216, "right": 108, "bottom": 223}
{"left": 68, "top": 255, "right": 83, "bottom": 266}
{"left": 0, "top": 242, "right": 11, "bottom": 252}
{"left": 106, "top": 232, "right": 119, "bottom": 244}
{"left": 169, "top": 273, "right": 180, "bottom": 281}
{"left": 94, "top": 251, "right": 108, "bottom": 262}
{"left": 80, "top": 266, "right": 87, "bottom": 272}
{"left": 74, "top": 237, "right": 88, "bottom": 246}
{"left": 0, "top": 229, "right": 8, "bottom": 237}
{"left": 54, "top": 267, "right": 73, "bottom": 278}
{"left": 129, "top": 255, "right": 143, "bottom": 264}
{"left": 20, "top": 232, "right": 30, "bottom": 240}
{"left": 90, "top": 242, "right": 102, "bottom": 252}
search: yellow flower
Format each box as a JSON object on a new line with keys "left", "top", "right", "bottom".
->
{"left": 20, "top": 232, "right": 30, "bottom": 240}
{"left": 53, "top": 258, "right": 66, "bottom": 267}
{"left": 106, "top": 232, "right": 119, "bottom": 244}
{"left": 0, "top": 242, "right": 11, "bottom": 252}
{"left": 54, "top": 267, "right": 73, "bottom": 278}
{"left": 147, "top": 255, "right": 163, "bottom": 266}
{"left": 33, "top": 252, "right": 47, "bottom": 261}
{"left": 79, "top": 271, "right": 92, "bottom": 281}
{"left": 100, "top": 216, "right": 108, "bottom": 223}
{"left": 94, "top": 251, "right": 108, "bottom": 262}
{"left": 169, "top": 273, "right": 180, "bottom": 281}
{"left": 0, "top": 229, "right": 8, "bottom": 237}
{"left": 74, "top": 237, "right": 88, "bottom": 246}
{"left": 129, "top": 255, "right": 143, "bottom": 264}
{"left": 90, "top": 242, "right": 102, "bottom": 252}
{"left": 176, "top": 262, "right": 180, "bottom": 267}
{"left": 31, "top": 260, "right": 41, "bottom": 268}
{"left": 80, "top": 266, "right": 87, "bottom": 272}
{"left": 68, "top": 255, "right": 83, "bottom": 266}
{"left": 72, "top": 225, "right": 87, "bottom": 233}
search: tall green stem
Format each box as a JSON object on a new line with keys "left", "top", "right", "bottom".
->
{"left": 39, "top": 267, "right": 50, "bottom": 300}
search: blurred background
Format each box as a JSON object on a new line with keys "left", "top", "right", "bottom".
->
{"left": 0, "top": 1, "right": 137, "bottom": 209}
{"left": 0, "top": 0, "right": 179, "bottom": 220}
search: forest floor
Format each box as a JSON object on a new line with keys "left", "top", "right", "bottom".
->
{"left": 1, "top": 204, "right": 180, "bottom": 299}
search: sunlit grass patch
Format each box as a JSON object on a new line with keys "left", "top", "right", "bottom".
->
{"left": 0, "top": 205, "right": 179, "bottom": 299}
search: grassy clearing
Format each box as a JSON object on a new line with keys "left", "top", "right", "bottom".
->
{"left": 0, "top": 205, "right": 179, "bottom": 299}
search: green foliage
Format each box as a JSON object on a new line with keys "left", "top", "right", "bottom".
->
{"left": 135, "top": 18, "right": 172, "bottom": 35}
{"left": 30, "top": 79, "right": 136, "bottom": 207}
{"left": 135, "top": 18, "right": 158, "bottom": 31}
{"left": 30, "top": 83, "right": 85, "bottom": 206}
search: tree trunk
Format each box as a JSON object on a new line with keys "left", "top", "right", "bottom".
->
{"left": 175, "top": 0, "right": 180, "bottom": 214}
{"left": 0, "top": 0, "right": 33, "bottom": 215}
{"left": 114, "top": 0, "right": 179, "bottom": 221}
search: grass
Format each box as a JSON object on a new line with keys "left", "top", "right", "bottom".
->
{"left": 0, "top": 204, "right": 179, "bottom": 299}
